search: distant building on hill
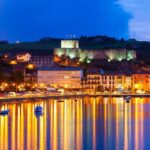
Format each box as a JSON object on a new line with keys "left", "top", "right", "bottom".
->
{"left": 61, "top": 40, "right": 79, "bottom": 48}
{"left": 30, "top": 55, "right": 53, "bottom": 69}
{"left": 16, "top": 53, "right": 31, "bottom": 62}
{"left": 54, "top": 40, "right": 136, "bottom": 66}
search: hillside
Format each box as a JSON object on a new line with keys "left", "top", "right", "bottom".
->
{"left": 0, "top": 36, "right": 150, "bottom": 62}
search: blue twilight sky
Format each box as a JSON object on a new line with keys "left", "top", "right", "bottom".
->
{"left": 0, "top": 0, "right": 149, "bottom": 42}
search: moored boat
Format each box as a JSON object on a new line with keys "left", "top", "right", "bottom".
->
{"left": 0, "top": 109, "right": 10, "bottom": 115}
{"left": 34, "top": 106, "right": 43, "bottom": 112}
{"left": 124, "top": 96, "right": 132, "bottom": 103}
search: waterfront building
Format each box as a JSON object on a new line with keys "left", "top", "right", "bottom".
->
{"left": 24, "top": 72, "right": 37, "bottom": 83}
{"left": 82, "top": 69, "right": 133, "bottom": 92}
{"left": 132, "top": 73, "right": 150, "bottom": 93}
{"left": 24, "top": 65, "right": 37, "bottom": 83}
{"left": 30, "top": 55, "right": 53, "bottom": 68}
{"left": 37, "top": 67, "right": 83, "bottom": 89}
{"left": 124, "top": 75, "right": 132, "bottom": 90}
{"left": 16, "top": 53, "right": 31, "bottom": 62}
{"left": 82, "top": 71, "right": 125, "bottom": 92}
{"left": 82, "top": 70, "right": 150, "bottom": 93}
{"left": 82, "top": 73, "right": 101, "bottom": 90}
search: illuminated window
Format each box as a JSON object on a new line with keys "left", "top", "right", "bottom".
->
{"left": 64, "top": 76, "right": 69, "bottom": 79}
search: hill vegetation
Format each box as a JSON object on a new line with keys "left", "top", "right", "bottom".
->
{"left": 0, "top": 35, "right": 150, "bottom": 63}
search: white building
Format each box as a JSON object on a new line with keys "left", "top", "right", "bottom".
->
{"left": 61, "top": 40, "right": 79, "bottom": 48}
{"left": 16, "top": 53, "right": 31, "bottom": 62}
{"left": 37, "top": 68, "right": 83, "bottom": 89}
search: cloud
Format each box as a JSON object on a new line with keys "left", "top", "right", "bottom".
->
{"left": 118, "top": 0, "right": 150, "bottom": 41}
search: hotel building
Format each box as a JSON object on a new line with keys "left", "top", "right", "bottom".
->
{"left": 82, "top": 71, "right": 128, "bottom": 92}
{"left": 132, "top": 73, "right": 150, "bottom": 93}
{"left": 37, "top": 67, "right": 83, "bottom": 89}
{"left": 82, "top": 70, "right": 150, "bottom": 93}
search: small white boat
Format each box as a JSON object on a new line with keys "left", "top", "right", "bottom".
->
{"left": 0, "top": 110, "right": 10, "bottom": 115}
{"left": 34, "top": 106, "right": 43, "bottom": 112}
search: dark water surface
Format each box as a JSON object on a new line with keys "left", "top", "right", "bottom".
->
{"left": 0, "top": 97, "right": 150, "bottom": 150}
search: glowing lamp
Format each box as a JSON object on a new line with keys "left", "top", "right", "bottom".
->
{"left": 27, "top": 64, "right": 34, "bottom": 69}
{"left": 10, "top": 60, "right": 17, "bottom": 65}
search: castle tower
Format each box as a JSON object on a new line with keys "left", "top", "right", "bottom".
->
{"left": 61, "top": 40, "right": 79, "bottom": 49}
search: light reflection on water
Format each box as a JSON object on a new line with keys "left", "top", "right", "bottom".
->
{"left": 0, "top": 97, "right": 150, "bottom": 150}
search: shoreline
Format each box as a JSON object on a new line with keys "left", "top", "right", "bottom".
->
{"left": 0, "top": 94, "right": 150, "bottom": 103}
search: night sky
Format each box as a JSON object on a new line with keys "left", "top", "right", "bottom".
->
{"left": 0, "top": 0, "right": 149, "bottom": 42}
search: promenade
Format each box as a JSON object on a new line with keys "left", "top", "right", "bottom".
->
{"left": 0, "top": 93, "right": 150, "bottom": 103}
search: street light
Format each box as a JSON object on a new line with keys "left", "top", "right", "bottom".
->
{"left": 10, "top": 60, "right": 17, "bottom": 65}
{"left": 27, "top": 64, "right": 34, "bottom": 69}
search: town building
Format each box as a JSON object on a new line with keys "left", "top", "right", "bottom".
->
{"left": 82, "top": 71, "right": 127, "bottom": 92}
{"left": 30, "top": 55, "right": 53, "bottom": 68}
{"left": 82, "top": 69, "right": 133, "bottom": 92}
{"left": 24, "top": 73, "right": 37, "bottom": 83}
{"left": 16, "top": 53, "right": 31, "bottom": 62}
{"left": 37, "top": 67, "right": 83, "bottom": 89}
{"left": 124, "top": 75, "right": 132, "bottom": 90}
{"left": 24, "top": 65, "right": 37, "bottom": 83}
{"left": 82, "top": 69, "right": 150, "bottom": 93}
{"left": 132, "top": 73, "right": 150, "bottom": 93}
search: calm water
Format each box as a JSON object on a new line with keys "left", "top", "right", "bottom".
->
{"left": 0, "top": 97, "right": 150, "bottom": 150}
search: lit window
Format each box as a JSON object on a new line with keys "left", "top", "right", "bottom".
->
{"left": 64, "top": 76, "right": 69, "bottom": 79}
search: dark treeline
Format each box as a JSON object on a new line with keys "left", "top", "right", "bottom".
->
{"left": 0, "top": 35, "right": 150, "bottom": 63}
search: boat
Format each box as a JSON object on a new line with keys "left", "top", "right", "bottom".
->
{"left": 139, "top": 95, "right": 143, "bottom": 99}
{"left": 0, "top": 109, "right": 10, "bottom": 115}
{"left": 124, "top": 96, "right": 132, "bottom": 103}
{"left": 34, "top": 106, "right": 43, "bottom": 112}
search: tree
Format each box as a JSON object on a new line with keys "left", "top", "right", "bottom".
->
{"left": 9, "top": 71, "right": 24, "bottom": 84}
{"left": 0, "top": 71, "right": 6, "bottom": 83}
